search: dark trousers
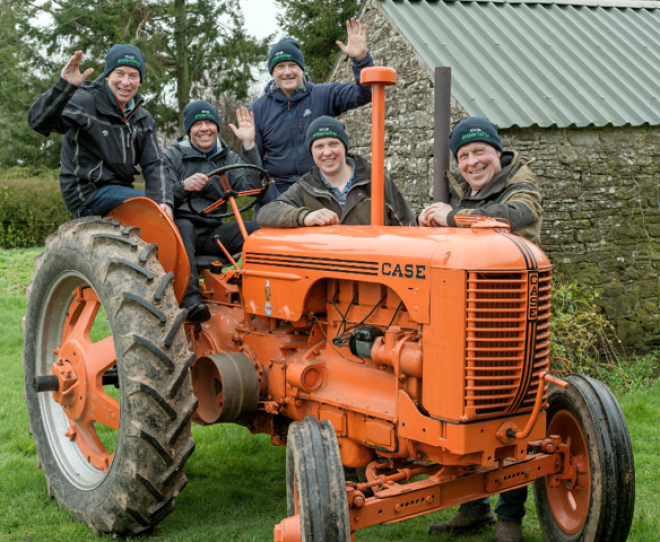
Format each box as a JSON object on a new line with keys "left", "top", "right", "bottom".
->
{"left": 79, "top": 185, "right": 145, "bottom": 217}
{"left": 175, "top": 219, "right": 259, "bottom": 307}
{"left": 459, "top": 487, "right": 528, "bottom": 523}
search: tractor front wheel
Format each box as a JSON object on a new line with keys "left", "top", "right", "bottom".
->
{"left": 22, "top": 217, "right": 197, "bottom": 535}
{"left": 533, "top": 374, "right": 635, "bottom": 542}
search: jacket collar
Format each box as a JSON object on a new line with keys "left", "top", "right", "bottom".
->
{"left": 303, "top": 153, "right": 371, "bottom": 192}
{"left": 446, "top": 150, "right": 523, "bottom": 200}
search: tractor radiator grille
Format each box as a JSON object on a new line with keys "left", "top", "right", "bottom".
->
{"left": 465, "top": 270, "right": 552, "bottom": 418}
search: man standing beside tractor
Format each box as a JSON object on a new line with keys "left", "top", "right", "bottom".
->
{"left": 256, "top": 116, "right": 416, "bottom": 228}
{"left": 28, "top": 45, "right": 172, "bottom": 220}
{"left": 163, "top": 100, "right": 263, "bottom": 324}
{"left": 250, "top": 18, "right": 374, "bottom": 207}
{"left": 422, "top": 116, "right": 543, "bottom": 542}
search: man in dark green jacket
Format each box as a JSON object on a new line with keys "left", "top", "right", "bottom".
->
{"left": 164, "top": 101, "right": 262, "bottom": 323}
{"left": 257, "top": 116, "right": 415, "bottom": 228}
{"left": 420, "top": 117, "right": 542, "bottom": 246}
{"left": 28, "top": 46, "right": 172, "bottom": 218}
{"left": 426, "top": 117, "right": 543, "bottom": 542}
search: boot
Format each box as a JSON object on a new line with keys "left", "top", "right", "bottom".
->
{"left": 429, "top": 509, "right": 496, "bottom": 535}
{"left": 492, "top": 518, "right": 523, "bottom": 542}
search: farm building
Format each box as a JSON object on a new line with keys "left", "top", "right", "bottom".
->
{"left": 330, "top": 0, "right": 660, "bottom": 352}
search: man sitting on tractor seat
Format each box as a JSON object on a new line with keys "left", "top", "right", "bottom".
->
{"left": 419, "top": 116, "right": 542, "bottom": 246}
{"left": 422, "top": 116, "right": 543, "bottom": 542}
{"left": 164, "top": 100, "right": 262, "bottom": 324}
{"left": 28, "top": 46, "right": 172, "bottom": 220}
{"left": 256, "top": 116, "right": 416, "bottom": 228}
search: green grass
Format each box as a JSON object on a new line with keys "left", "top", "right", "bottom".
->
{"left": 1, "top": 247, "right": 658, "bottom": 541}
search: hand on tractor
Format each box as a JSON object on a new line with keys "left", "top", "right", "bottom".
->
{"left": 337, "top": 18, "right": 368, "bottom": 61}
{"left": 159, "top": 203, "right": 173, "bottom": 219}
{"left": 303, "top": 209, "right": 340, "bottom": 227}
{"left": 61, "top": 51, "right": 94, "bottom": 87}
{"left": 419, "top": 202, "right": 453, "bottom": 227}
{"left": 182, "top": 173, "right": 210, "bottom": 192}
{"left": 229, "top": 107, "right": 256, "bottom": 150}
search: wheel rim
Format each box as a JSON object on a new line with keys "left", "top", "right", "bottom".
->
{"left": 546, "top": 410, "right": 591, "bottom": 534}
{"left": 37, "top": 271, "right": 118, "bottom": 490}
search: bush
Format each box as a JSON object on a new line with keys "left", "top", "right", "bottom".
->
{"left": 0, "top": 177, "right": 71, "bottom": 248}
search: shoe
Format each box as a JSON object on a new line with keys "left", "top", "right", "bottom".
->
{"left": 429, "top": 509, "right": 496, "bottom": 535}
{"left": 492, "top": 518, "right": 522, "bottom": 542}
{"left": 186, "top": 303, "right": 211, "bottom": 324}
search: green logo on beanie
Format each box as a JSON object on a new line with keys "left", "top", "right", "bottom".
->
{"left": 194, "top": 113, "right": 216, "bottom": 121}
{"left": 272, "top": 53, "right": 293, "bottom": 63}
{"left": 117, "top": 58, "right": 141, "bottom": 68}
{"left": 462, "top": 131, "right": 490, "bottom": 141}
{"left": 313, "top": 130, "right": 338, "bottom": 138}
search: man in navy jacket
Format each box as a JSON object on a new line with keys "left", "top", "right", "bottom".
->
{"left": 250, "top": 19, "right": 374, "bottom": 201}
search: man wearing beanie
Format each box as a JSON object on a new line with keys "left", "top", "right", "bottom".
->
{"left": 250, "top": 18, "right": 374, "bottom": 203}
{"left": 257, "top": 116, "right": 415, "bottom": 228}
{"left": 28, "top": 47, "right": 172, "bottom": 218}
{"left": 424, "top": 117, "right": 542, "bottom": 542}
{"left": 163, "top": 101, "right": 263, "bottom": 323}
{"left": 419, "top": 116, "right": 542, "bottom": 248}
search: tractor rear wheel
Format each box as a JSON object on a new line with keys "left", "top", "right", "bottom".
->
{"left": 22, "top": 217, "right": 197, "bottom": 535}
{"left": 533, "top": 374, "right": 635, "bottom": 542}
{"left": 286, "top": 417, "right": 351, "bottom": 542}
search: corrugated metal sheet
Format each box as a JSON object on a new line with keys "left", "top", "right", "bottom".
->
{"left": 380, "top": 0, "right": 660, "bottom": 128}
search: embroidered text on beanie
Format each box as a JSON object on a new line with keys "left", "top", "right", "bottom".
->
{"left": 183, "top": 100, "right": 221, "bottom": 135}
{"left": 103, "top": 44, "right": 145, "bottom": 82}
{"left": 449, "top": 117, "right": 503, "bottom": 158}
{"left": 268, "top": 38, "right": 305, "bottom": 74}
{"left": 305, "top": 116, "right": 349, "bottom": 153}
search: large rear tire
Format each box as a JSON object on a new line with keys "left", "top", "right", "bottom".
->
{"left": 286, "top": 417, "right": 351, "bottom": 542}
{"left": 22, "top": 217, "right": 197, "bottom": 535}
{"left": 533, "top": 374, "right": 635, "bottom": 542}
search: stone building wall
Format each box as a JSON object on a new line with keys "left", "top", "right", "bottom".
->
{"left": 330, "top": 0, "right": 660, "bottom": 352}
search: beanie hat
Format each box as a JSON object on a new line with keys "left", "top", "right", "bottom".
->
{"left": 183, "top": 101, "right": 221, "bottom": 135}
{"left": 268, "top": 38, "right": 305, "bottom": 74}
{"left": 103, "top": 44, "right": 145, "bottom": 82}
{"left": 305, "top": 116, "right": 349, "bottom": 153}
{"left": 449, "top": 116, "right": 503, "bottom": 158}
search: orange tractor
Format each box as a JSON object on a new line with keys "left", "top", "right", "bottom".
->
{"left": 23, "top": 68, "right": 634, "bottom": 541}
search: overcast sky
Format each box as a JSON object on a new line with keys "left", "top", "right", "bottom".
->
{"left": 239, "top": 0, "right": 284, "bottom": 86}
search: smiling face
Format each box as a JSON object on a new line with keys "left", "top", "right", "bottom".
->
{"left": 311, "top": 137, "right": 347, "bottom": 178}
{"left": 457, "top": 141, "right": 502, "bottom": 194}
{"left": 189, "top": 120, "right": 218, "bottom": 152}
{"left": 272, "top": 61, "right": 304, "bottom": 97}
{"left": 105, "top": 66, "right": 141, "bottom": 108}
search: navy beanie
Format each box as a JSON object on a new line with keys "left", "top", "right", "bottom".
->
{"left": 449, "top": 117, "right": 503, "bottom": 158}
{"left": 103, "top": 44, "right": 145, "bottom": 82}
{"left": 183, "top": 101, "right": 221, "bottom": 135}
{"left": 305, "top": 116, "right": 349, "bottom": 153}
{"left": 268, "top": 38, "right": 305, "bottom": 74}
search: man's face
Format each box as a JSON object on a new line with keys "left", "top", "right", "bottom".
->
{"left": 272, "top": 61, "right": 304, "bottom": 95}
{"left": 105, "top": 66, "right": 141, "bottom": 108}
{"left": 190, "top": 120, "right": 218, "bottom": 152}
{"left": 457, "top": 142, "right": 502, "bottom": 194}
{"left": 311, "top": 137, "right": 346, "bottom": 177}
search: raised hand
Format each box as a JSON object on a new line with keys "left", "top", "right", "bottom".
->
{"left": 61, "top": 51, "right": 94, "bottom": 87}
{"left": 336, "top": 18, "right": 368, "bottom": 61}
{"left": 229, "top": 107, "right": 256, "bottom": 150}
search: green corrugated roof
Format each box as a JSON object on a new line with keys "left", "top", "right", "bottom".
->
{"left": 379, "top": 0, "right": 660, "bottom": 128}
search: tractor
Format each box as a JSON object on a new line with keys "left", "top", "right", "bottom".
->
{"left": 22, "top": 67, "right": 635, "bottom": 541}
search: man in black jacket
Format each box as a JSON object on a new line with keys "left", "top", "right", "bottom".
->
{"left": 164, "top": 100, "right": 262, "bottom": 323}
{"left": 28, "top": 46, "right": 172, "bottom": 218}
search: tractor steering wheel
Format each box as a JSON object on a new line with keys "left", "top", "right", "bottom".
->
{"left": 186, "top": 163, "right": 272, "bottom": 220}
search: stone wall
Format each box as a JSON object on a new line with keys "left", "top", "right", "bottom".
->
{"left": 330, "top": 0, "right": 660, "bottom": 352}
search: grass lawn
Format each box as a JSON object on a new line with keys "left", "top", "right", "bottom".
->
{"left": 1, "top": 247, "right": 658, "bottom": 541}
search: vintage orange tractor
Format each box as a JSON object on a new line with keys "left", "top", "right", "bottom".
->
{"left": 23, "top": 68, "right": 634, "bottom": 541}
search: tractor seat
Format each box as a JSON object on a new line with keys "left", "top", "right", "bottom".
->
{"left": 194, "top": 253, "right": 240, "bottom": 270}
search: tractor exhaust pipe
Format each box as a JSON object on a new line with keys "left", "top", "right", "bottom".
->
{"left": 434, "top": 67, "right": 451, "bottom": 204}
{"left": 359, "top": 67, "right": 397, "bottom": 226}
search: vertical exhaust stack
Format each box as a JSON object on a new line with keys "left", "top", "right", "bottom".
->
{"left": 359, "top": 67, "right": 397, "bottom": 226}
{"left": 434, "top": 67, "right": 451, "bottom": 204}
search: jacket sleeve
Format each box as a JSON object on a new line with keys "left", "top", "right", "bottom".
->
{"left": 387, "top": 177, "right": 418, "bottom": 227}
{"left": 163, "top": 147, "right": 187, "bottom": 208}
{"left": 139, "top": 119, "right": 172, "bottom": 206}
{"left": 327, "top": 53, "right": 374, "bottom": 115}
{"left": 256, "top": 184, "right": 310, "bottom": 228}
{"left": 221, "top": 146, "right": 264, "bottom": 193}
{"left": 28, "top": 77, "right": 82, "bottom": 137}
{"left": 447, "top": 183, "right": 543, "bottom": 233}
